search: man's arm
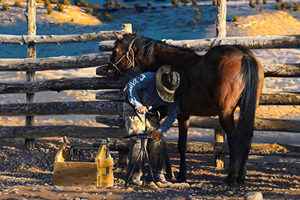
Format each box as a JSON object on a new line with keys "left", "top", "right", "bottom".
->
{"left": 157, "top": 103, "right": 177, "bottom": 133}
{"left": 126, "top": 72, "right": 155, "bottom": 109}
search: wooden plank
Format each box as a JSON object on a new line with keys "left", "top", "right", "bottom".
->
{"left": 0, "top": 101, "right": 122, "bottom": 116}
{"left": 260, "top": 92, "right": 300, "bottom": 105}
{"left": 98, "top": 40, "right": 115, "bottom": 51}
{"left": 0, "top": 126, "right": 125, "bottom": 138}
{"left": 96, "top": 90, "right": 124, "bottom": 101}
{"left": 0, "top": 53, "right": 111, "bottom": 71}
{"left": 0, "top": 77, "right": 123, "bottom": 94}
{"left": 25, "top": 0, "right": 37, "bottom": 147}
{"left": 53, "top": 162, "right": 97, "bottom": 186}
{"left": 264, "top": 63, "right": 300, "bottom": 77}
{"left": 167, "top": 36, "right": 300, "bottom": 49}
{"left": 99, "top": 35, "right": 300, "bottom": 51}
{"left": 0, "top": 31, "right": 123, "bottom": 44}
{"left": 96, "top": 115, "right": 124, "bottom": 127}
{"left": 96, "top": 62, "right": 300, "bottom": 78}
{"left": 189, "top": 117, "right": 300, "bottom": 133}
{"left": 96, "top": 115, "right": 300, "bottom": 133}
{"left": 96, "top": 90, "right": 300, "bottom": 105}
{"left": 216, "top": 0, "right": 226, "bottom": 38}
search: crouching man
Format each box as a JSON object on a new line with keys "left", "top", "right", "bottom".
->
{"left": 124, "top": 65, "right": 180, "bottom": 187}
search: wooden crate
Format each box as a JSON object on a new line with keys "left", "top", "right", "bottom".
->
{"left": 53, "top": 144, "right": 97, "bottom": 186}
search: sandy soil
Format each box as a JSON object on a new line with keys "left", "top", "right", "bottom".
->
{"left": 0, "top": 2, "right": 101, "bottom": 26}
{"left": 232, "top": 11, "right": 300, "bottom": 36}
{"left": 45, "top": 5, "right": 101, "bottom": 26}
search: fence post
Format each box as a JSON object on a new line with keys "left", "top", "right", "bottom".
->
{"left": 216, "top": 0, "right": 227, "bottom": 38}
{"left": 214, "top": 128, "right": 225, "bottom": 170}
{"left": 214, "top": 0, "right": 226, "bottom": 169}
{"left": 25, "top": 0, "right": 37, "bottom": 149}
{"left": 122, "top": 23, "right": 133, "bottom": 34}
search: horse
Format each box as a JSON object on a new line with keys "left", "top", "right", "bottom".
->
{"left": 109, "top": 33, "right": 264, "bottom": 186}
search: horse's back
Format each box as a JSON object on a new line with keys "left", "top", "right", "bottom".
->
{"left": 204, "top": 45, "right": 252, "bottom": 65}
{"left": 180, "top": 45, "right": 263, "bottom": 116}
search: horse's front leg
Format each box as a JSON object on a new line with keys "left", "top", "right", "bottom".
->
{"left": 177, "top": 114, "right": 190, "bottom": 182}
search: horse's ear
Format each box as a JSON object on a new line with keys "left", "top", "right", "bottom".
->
{"left": 114, "top": 32, "right": 123, "bottom": 40}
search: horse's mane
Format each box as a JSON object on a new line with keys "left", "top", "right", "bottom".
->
{"left": 139, "top": 35, "right": 196, "bottom": 53}
{"left": 118, "top": 33, "right": 196, "bottom": 54}
{"left": 234, "top": 45, "right": 256, "bottom": 58}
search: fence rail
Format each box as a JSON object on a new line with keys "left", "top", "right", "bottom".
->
{"left": 96, "top": 89, "right": 300, "bottom": 105}
{"left": 0, "top": 126, "right": 125, "bottom": 138}
{"left": 0, "top": 101, "right": 121, "bottom": 116}
{"left": 1, "top": 52, "right": 299, "bottom": 76}
{"left": 0, "top": 116, "right": 299, "bottom": 139}
{"left": 0, "top": 31, "right": 121, "bottom": 44}
{"left": 96, "top": 60, "right": 300, "bottom": 78}
{"left": 99, "top": 35, "right": 300, "bottom": 51}
{"left": 0, "top": 91, "right": 299, "bottom": 116}
{"left": 0, "top": 53, "right": 111, "bottom": 71}
{"left": 95, "top": 116, "right": 300, "bottom": 133}
{"left": 0, "top": 77, "right": 123, "bottom": 94}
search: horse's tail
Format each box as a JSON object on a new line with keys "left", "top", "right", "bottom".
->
{"left": 237, "top": 53, "right": 259, "bottom": 137}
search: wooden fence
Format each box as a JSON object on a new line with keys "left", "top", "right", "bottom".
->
{"left": 0, "top": 0, "right": 299, "bottom": 169}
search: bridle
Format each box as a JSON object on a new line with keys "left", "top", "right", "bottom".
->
{"left": 110, "top": 37, "right": 138, "bottom": 74}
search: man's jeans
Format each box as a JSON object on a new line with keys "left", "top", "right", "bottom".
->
{"left": 123, "top": 103, "right": 168, "bottom": 181}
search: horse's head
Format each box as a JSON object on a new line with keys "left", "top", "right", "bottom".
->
{"left": 110, "top": 33, "right": 139, "bottom": 75}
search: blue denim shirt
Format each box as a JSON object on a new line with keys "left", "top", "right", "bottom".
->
{"left": 126, "top": 72, "right": 178, "bottom": 133}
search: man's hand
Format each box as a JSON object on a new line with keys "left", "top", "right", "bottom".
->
{"left": 150, "top": 130, "right": 162, "bottom": 141}
{"left": 136, "top": 106, "right": 148, "bottom": 114}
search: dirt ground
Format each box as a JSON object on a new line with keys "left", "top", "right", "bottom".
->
{"left": 0, "top": 139, "right": 300, "bottom": 200}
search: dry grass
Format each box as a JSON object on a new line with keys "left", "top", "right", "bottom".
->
{"left": 233, "top": 11, "right": 300, "bottom": 36}
{"left": 45, "top": 5, "right": 101, "bottom": 26}
{"left": 2, "top": 3, "right": 10, "bottom": 11}
{"left": 14, "top": 0, "right": 23, "bottom": 8}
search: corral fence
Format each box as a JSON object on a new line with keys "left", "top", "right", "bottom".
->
{"left": 0, "top": 0, "right": 299, "bottom": 169}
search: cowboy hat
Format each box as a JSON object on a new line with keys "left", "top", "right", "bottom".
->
{"left": 156, "top": 65, "right": 180, "bottom": 103}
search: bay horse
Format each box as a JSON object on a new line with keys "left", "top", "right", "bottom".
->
{"left": 110, "top": 34, "right": 264, "bottom": 186}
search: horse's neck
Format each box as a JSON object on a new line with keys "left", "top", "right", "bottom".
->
{"left": 154, "top": 44, "right": 201, "bottom": 68}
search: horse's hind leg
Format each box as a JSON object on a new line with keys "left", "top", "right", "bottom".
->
{"left": 236, "top": 133, "right": 252, "bottom": 184}
{"left": 177, "top": 114, "right": 190, "bottom": 182}
{"left": 219, "top": 110, "right": 236, "bottom": 184}
{"left": 227, "top": 117, "right": 254, "bottom": 185}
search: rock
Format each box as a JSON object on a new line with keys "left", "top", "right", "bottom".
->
{"left": 245, "top": 192, "right": 263, "bottom": 200}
